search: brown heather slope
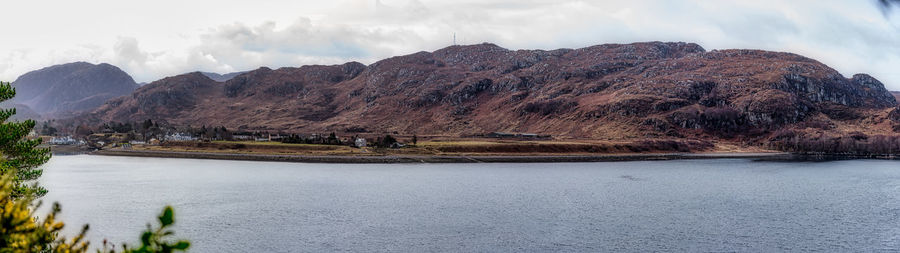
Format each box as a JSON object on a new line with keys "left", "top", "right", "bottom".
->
{"left": 78, "top": 42, "right": 898, "bottom": 142}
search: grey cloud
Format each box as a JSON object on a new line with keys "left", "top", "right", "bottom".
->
{"left": 2, "top": 0, "right": 898, "bottom": 90}
{"left": 190, "top": 18, "right": 427, "bottom": 72}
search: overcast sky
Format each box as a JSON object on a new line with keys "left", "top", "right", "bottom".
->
{"left": 1, "top": 0, "right": 899, "bottom": 89}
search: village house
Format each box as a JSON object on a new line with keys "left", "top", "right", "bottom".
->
{"left": 355, "top": 138, "right": 367, "bottom": 148}
{"left": 232, "top": 134, "right": 253, "bottom": 141}
{"left": 49, "top": 136, "right": 81, "bottom": 145}
{"left": 268, "top": 134, "right": 288, "bottom": 142}
{"left": 165, "top": 133, "right": 197, "bottom": 141}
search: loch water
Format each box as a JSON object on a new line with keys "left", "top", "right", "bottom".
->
{"left": 39, "top": 155, "right": 900, "bottom": 252}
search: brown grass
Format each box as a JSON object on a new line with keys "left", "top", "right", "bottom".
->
{"left": 131, "top": 138, "right": 724, "bottom": 157}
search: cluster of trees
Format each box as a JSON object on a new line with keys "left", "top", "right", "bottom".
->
{"left": 0, "top": 81, "right": 190, "bottom": 252}
{"left": 93, "top": 120, "right": 236, "bottom": 142}
{"left": 190, "top": 125, "right": 232, "bottom": 140}
{"left": 768, "top": 129, "right": 900, "bottom": 155}
{"left": 102, "top": 119, "right": 168, "bottom": 139}
{"left": 373, "top": 135, "right": 399, "bottom": 148}
{"left": 282, "top": 132, "right": 343, "bottom": 145}
{"left": 66, "top": 117, "right": 425, "bottom": 151}
{"left": 280, "top": 133, "right": 419, "bottom": 148}
{"left": 100, "top": 121, "right": 137, "bottom": 133}
{"left": 40, "top": 121, "right": 58, "bottom": 136}
{"left": 66, "top": 119, "right": 165, "bottom": 139}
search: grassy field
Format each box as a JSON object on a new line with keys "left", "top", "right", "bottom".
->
{"left": 120, "top": 137, "right": 762, "bottom": 157}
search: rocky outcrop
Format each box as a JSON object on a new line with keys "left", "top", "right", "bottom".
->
{"left": 93, "top": 72, "right": 220, "bottom": 123}
{"left": 78, "top": 42, "right": 898, "bottom": 140}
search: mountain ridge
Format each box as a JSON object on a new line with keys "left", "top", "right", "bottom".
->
{"left": 63, "top": 41, "right": 898, "bottom": 143}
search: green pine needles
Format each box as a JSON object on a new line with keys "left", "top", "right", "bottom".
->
{"left": 0, "top": 81, "right": 50, "bottom": 197}
{"left": 0, "top": 81, "right": 189, "bottom": 252}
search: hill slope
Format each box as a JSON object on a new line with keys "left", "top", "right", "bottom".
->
{"left": 83, "top": 42, "right": 898, "bottom": 141}
{"left": 8, "top": 62, "right": 138, "bottom": 118}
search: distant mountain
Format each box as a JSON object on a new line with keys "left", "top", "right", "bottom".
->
{"left": 892, "top": 91, "right": 900, "bottom": 101}
{"left": 79, "top": 42, "right": 898, "bottom": 144}
{"left": 8, "top": 62, "right": 138, "bottom": 118}
{"left": 201, "top": 71, "right": 248, "bottom": 82}
{"left": 7, "top": 103, "right": 42, "bottom": 121}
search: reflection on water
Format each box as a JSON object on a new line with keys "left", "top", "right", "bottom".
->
{"left": 39, "top": 155, "right": 900, "bottom": 252}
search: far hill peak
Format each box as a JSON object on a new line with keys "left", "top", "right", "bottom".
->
{"left": 7, "top": 62, "right": 138, "bottom": 119}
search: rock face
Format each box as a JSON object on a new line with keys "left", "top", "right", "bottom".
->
{"left": 84, "top": 42, "right": 898, "bottom": 139}
{"left": 9, "top": 62, "right": 138, "bottom": 118}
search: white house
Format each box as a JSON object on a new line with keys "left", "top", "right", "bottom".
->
{"left": 165, "top": 133, "right": 197, "bottom": 141}
{"left": 355, "top": 138, "right": 367, "bottom": 148}
{"left": 232, "top": 135, "right": 253, "bottom": 141}
{"left": 49, "top": 136, "right": 79, "bottom": 145}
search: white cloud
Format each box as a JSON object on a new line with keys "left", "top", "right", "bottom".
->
{"left": 0, "top": 0, "right": 898, "bottom": 90}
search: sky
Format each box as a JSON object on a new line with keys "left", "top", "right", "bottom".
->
{"left": 1, "top": 0, "right": 899, "bottom": 89}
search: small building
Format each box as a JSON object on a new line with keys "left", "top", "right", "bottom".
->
{"left": 354, "top": 138, "right": 367, "bottom": 148}
{"left": 232, "top": 135, "right": 253, "bottom": 141}
{"left": 129, "top": 140, "right": 147, "bottom": 145}
{"left": 49, "top": 136, "right": 79, "bottom": 145}
{"left": 255, "top": 137, "right": 269, "bottom": 142}
{"left": 519, "top": 133, "right": 538, "bottom": 138}
{"left": 165, "top": 133, "right": 197, "bottom": 141}
{"left": 149, "top": 138, "right": 161, "bottom": 145}
{"left": 268, "top": 134, "right": 287, "bottom": 142}
{"left": 122, "top": 143, "right": 133, "bottom": 150}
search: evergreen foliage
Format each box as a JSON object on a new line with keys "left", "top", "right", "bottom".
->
{"left": 0, "top": 81, "right": 190, "bottom": 252}
{"left": 0, "top": 82, "right": 50, "bottom": 197}
{"left": 374, "top": 135, "right": 398, "bottom": 148}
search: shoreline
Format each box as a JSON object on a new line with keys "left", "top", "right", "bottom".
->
{"left": 91, "top": 149, "right": 809, "bottom": 163}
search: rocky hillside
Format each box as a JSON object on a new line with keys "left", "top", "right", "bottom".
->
{"left": 8, "top": 62, "right": 138, "bottom": 118}
{"left": 7, "top": 103, "right": 42, "bottom": 121}
{"left": 80, "top": 42, "right": 898, "bottom": 141}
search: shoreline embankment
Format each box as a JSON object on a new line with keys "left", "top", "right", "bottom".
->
{"left": 91, "top": 149, "right": 810, "bottom": 163}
